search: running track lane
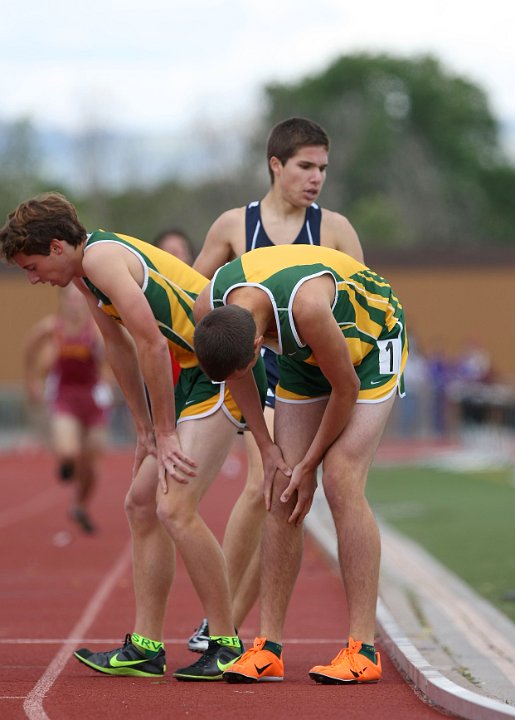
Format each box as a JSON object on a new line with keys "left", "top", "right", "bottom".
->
{"left": 0, "top": 440, "right": 450, "bottom": 720}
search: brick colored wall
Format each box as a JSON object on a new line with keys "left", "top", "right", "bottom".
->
{"left": 372, "top": 262, "right": 515, "bottom": 382}
{"left": 0, "top": 269, "right": 59, "bottom": 385}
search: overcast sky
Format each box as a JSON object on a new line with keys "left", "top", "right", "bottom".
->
{"left": 1, "top": 0, "right": 514, "bottom": 136}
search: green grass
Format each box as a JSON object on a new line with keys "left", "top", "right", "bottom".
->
{"left": 367, "top": 464, "right": 515, "bottom": 623}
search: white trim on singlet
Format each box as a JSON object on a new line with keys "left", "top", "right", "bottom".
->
{"left": 250, "top": 221, "right": 261, "bottom": 251}
{"left": 306, "top": 221, "right": 314, "bottom": 244}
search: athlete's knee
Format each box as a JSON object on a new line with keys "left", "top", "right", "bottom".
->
{"left": 155, "top": 495, "right": 197, "bottom": 539}
{"left": 124, "top": 485, "right": 157, "bottom": 526}
{"left": 321, "top": 460, "right": 368, "bottom": 509}
{"left": 239, "top": 472, "right": 267, "bottom": 510}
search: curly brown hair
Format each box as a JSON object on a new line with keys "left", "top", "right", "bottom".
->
{"left": 0, "top": 192, "right": 86, "bottom": 262}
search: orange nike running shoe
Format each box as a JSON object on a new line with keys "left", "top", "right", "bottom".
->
{"left": 309, "top": 637, "right": 382, "bottom": 684}
{"left": 223, "top": 637, "right": 284, "bottom": 683}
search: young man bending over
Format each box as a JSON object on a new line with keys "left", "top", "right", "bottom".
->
{"left": 0, "top": 192, "right": 268, "bottom": 681}
{"left": 193, "top": 244, "right": 407, "bottom": 684}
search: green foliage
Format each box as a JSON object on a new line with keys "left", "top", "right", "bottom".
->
{"left": 86, "top": 173, "right": 267, "bottom": 254}
{"left": 0, "top": 120, "right": 43, "bottom": 223}
{"left": 1, "top": 52, "right": 514, "bottom": 249}
{"left": 350, "top": 193, "right": 414, "bottom": 247}
{"left": 477, "top": 163, "right": 515, "bottom": 242}
{"left": 261, "top": 53, "right": 514, "bottom": 247}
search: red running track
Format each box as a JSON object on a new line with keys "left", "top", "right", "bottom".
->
{"left": 0, "top": 438, "right": 449, "bottom": 720}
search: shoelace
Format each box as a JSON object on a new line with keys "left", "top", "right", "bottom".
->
{"left": 192, "top": 643, "right": 221, "bottom": 667}
{"left": 329, "top": 639, "right": 362, "bottom": 666}
{"left": 192, "top": 640, "right": 240, "bottom": 667}
{"left": 236, "top": 638, "right": 267, "bottom": 661}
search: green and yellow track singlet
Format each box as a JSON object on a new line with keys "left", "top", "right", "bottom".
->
{"left": 210, "top": 245, "right": 408, "bottom": 403}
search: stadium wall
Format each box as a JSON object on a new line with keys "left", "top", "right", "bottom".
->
{"left": 1, "top": 257, "right": 514, "bottom": 385}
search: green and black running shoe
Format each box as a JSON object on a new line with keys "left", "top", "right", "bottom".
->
{"left": 173, "top": 638, "right": 243, "bottom": 681}
{"left": 74, "top": 633, "right": 166, "bottom": 677}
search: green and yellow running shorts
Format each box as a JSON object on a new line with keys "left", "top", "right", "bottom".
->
{"left": 275, "top": 321, "right": 408, "bottom": 405}
{"left": 175, "top": 355, "right": 267, "bottom": 428}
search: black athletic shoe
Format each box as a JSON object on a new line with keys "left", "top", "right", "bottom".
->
{"left": 174, "top": 638, "right": 243, "bottom": 681}
{"left": 70, "top": 507, "right": 96, "bottom": 534}
{"left": 74, "top": 633, "right": 166, "bottom": 677}
{"left": 187, "top": 617, "right": 209, "bottom": 652}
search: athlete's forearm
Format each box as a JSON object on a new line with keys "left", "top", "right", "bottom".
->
{"left": 303, "top": 387, "right": 358, "bottom": 470}
{"left": 103, "top": 332, "right": 153, "bottom": 437}
{"left": 135, "top": 338, "right": 176, "bottom": 436}
{"left": 227, "top": 374, "right": 273, "bottom": 451}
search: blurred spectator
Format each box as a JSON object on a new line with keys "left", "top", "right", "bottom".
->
{"left": 153, "top": 227, "right": 196, "bottom": 385}
{"left": 24, "top": 284, "right": 113, "bottom": 533}
{"left": 398, "top": 334, "right": 431, "bottom": 437}
{"left": 449, "top": 340, "right": 495, "bottom": 428}
{"left": 154, "top": 227, "right": 195, "bottom": 265}
{"left": 427, "top": 346, "right": 454, "bottom": 437}
{"left": 455, "top": 339, "right": 494, "bottom": 384}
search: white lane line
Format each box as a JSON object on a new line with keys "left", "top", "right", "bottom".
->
{"left": 2, "top": 637, "right": 339, "bottom": 646}
{"left": 23, "top": 541, "right": 132, "bottom": 720}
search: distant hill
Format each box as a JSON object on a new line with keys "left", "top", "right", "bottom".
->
{"left": 33, "top": 122, "right": 249, "bottom": 193}
{"left": 1, "top": 114, "right": 514, "bottom": 195}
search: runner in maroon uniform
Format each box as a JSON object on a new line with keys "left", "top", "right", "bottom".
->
{"left": 25, "top": 283, "right": 112, "bottom": 533}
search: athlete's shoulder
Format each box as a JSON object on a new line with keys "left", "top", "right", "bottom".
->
{"left": 194, "top": 207, "right": 247, "bottom": 277}
{"left": 320, "top": 209, "right": 363, "bottom": 262}
{"left": 205, "top": 206, "right": 246, "bottom": 248}
{"left": 211, "top": 206, "right": 246, "bottom": 233}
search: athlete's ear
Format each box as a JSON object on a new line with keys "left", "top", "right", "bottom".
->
{"left": 269, "top": 156, "right": 283, "bottom": 178}
{"left": 49, "top": 239, "right": 63, "bottom": 255}
{"left": 254, "top": 335, "right": 264, "bottom": 356}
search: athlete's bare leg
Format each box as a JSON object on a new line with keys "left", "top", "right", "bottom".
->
{"left": 222, "top": 406, "right": 274, "bottom": 627}
{"left": 260, "top": 400, "right": 326, "bottom": 642}
{"left": 156, "top": 410, "right": 238, "bottom": 636}
{"left": 260, "top": 395, "right": 395, "bottom": 645}
{"left": 51, "top": 413, "right": 81, "bottom": 476}
{"left": 126, "top": 454, "right": 175, "bottom": 642}
{"left": 52, "top": 413, "right": 99, "bottom": 528}
{"left": 74, "top": 424, "right": 106, "bottom": 509}
{"left": 322, "top": 395, "right": 395, "bottom": 644}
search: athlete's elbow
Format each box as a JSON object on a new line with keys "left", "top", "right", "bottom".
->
{"left": 332, "top": 371, "right": 359, "bottom": 404}
{"left": 347, "top": 371, "right": 360, "bottom": 400}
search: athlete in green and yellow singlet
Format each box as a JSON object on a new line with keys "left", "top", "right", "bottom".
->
{"left": 0, "top": 192, "right": 269, "bottom": 683}
{"left": 83, "top": 230, "right": 266, "bottom": 425}
{"left": 209, "top": 244, "right": 407, "bottom": 403}
{"left": 193, "top": 243, "right": 409, "bottom": 684}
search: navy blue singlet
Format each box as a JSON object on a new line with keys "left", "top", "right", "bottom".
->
{"left": 245, "top": 201, "right": 321, "bottom": 252}
{"left": 245, "top": 201, "right": 322, "bottom": 407}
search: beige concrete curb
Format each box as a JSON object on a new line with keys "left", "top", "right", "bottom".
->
{"left": 306, "top": 490, "right": 515, "bottom": 719}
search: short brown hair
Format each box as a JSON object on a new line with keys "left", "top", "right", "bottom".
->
{"left": 0, "top": 192, "right": 86, "bottom": 262}
{"left": 194, "top": 305, "right": 256, "bottom": 381}
{"left": 266, "top": 117, "right": 330, "bottom": 183}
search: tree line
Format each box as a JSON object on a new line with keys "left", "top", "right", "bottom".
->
{"left": 1, "top": 52, "right": 514, "bottom": 255}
